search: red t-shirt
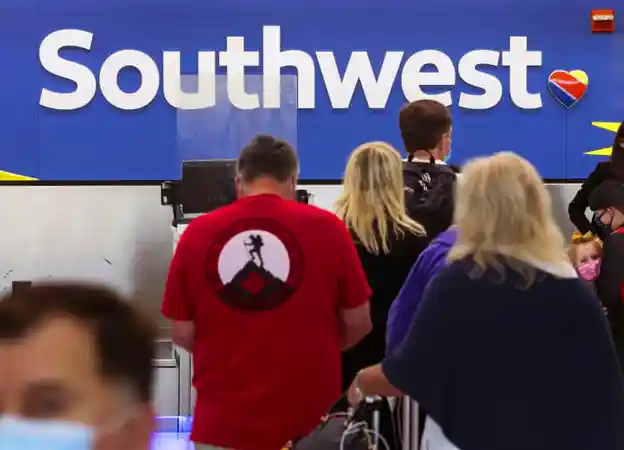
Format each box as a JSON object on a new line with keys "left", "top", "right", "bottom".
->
{"left": 162, "top": 194, "right": 371, "bottom": 450}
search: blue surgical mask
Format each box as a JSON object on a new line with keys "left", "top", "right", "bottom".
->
{"left": 0, "top": 416, "right": 95, "bottom": 450}
{"left": 442, "top": 135, "right": 452, "bottom": 163}
{"left": 594, "top": 209, "right": 620, "bottom": 238}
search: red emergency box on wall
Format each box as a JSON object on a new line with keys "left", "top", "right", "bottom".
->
{"left": 591, "top": 9, "right": 615, "bottom": 32}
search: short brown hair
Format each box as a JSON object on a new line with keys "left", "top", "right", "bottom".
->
{"left": 399, "top": 100, "right": 452, "bottom": 153}
{"left": 0, "top": 283, "right": 156, "bottom": 403}
{"left": 237, "top": 134, "right": 299, "bottom": 183}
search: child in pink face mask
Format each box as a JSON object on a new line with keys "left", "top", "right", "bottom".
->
{"left": 569, "top": 232, "right": 603, "bottom": 282}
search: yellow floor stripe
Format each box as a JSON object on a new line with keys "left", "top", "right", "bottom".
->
{"left": 0, "top": 170, "right": 37, "bottom": 181}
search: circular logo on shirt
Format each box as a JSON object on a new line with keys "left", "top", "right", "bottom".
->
{"left": 205, "top": 218, "right": 304, "bottom": 311}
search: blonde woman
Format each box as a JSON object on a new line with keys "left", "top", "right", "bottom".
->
{"left": 335, "top": 141, "right": 427, "bottom": 446}
{"left": 347, "top": 152, "right": 624, "bottom": 450}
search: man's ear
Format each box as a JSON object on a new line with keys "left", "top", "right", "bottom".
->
{"left": 235, "top": 176, "right": 243, "bottom": 198}
{"left": 284, "top": 175, "right": 297, "bottom": 200}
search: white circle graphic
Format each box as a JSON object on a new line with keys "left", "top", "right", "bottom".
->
{"left": 217, "top": 229, "right": 290, "bottom": 284}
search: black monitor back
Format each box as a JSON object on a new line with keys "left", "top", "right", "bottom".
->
{"left": 179, "top": 159, "right": 237, "bottom": 215}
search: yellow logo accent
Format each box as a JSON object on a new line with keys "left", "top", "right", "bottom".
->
{"left": 585, "top": 122, "right": 621, "bottom": 156}
{"left": 0, "top": 170, "right": 37, "bottom": 181}
{"left": 569, "top": 70, "right": 589, "bottom": 85}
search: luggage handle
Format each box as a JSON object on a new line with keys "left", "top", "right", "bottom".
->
{"left": 286, "top": 395, "right": 386, "bottom": 448}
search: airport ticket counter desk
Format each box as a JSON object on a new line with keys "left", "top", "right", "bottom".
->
{"left": 172, "top": 222, "right": 195, "bottom": 421}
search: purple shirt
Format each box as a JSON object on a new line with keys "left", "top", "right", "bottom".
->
{"left": 386, "top": 227, "right": 458, "bottom": 352}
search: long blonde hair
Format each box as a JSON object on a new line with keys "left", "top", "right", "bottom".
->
{"left": 448, "top": 152, "right": 567, "bottom": 285}
{"left": 335, "top": 142, "right": 425, "bottom": 254}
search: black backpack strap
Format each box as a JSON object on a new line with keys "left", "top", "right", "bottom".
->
{"left": 403, "top": 161, "right": 456, "bottom": 178}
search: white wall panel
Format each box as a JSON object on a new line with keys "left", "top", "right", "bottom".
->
{"left": 0, "top": 183, "right": 583, "bottom": 334}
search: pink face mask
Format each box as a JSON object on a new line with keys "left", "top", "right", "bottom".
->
{"left": 577, "top": 259, "right": 601, "bottom": 281}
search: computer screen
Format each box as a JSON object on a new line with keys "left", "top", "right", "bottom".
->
{"left": 179, "top": 159, "right": 237, "bottom": 215}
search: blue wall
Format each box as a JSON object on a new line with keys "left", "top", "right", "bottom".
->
{"left": 0, "top": 0, "right": 622, "bottom": 180}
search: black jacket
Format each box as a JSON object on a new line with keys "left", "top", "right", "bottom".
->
{"left": 596, "top": 230, "right": 624, "bottom": 369}
{"left": 569, "top": 162, "right": 623, "bottom": 235}
{"left": 383, "top": 259, "right": 624, "bottom": 450}
{"left": 342, "top": 227, "right": 428, "bottom": 390}
{"left": 597, "top": 231, "right": 624, "bottom": 332}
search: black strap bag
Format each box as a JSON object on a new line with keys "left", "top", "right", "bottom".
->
{"left": 291, "top": 397, "right": 390, "bottom": 450}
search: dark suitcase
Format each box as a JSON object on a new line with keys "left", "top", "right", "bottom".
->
{"left": 291, "top": 396, "right": 390, "bottom": 450}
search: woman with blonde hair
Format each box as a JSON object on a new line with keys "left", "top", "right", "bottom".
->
{"left": 335, "top": 141, "right": 428, "bottom": 448}
{"left": 336, "top": 141, "right": 426, "bottom": 254}
{"left": 346, "top": 152, "right": 624, "bottom": 450}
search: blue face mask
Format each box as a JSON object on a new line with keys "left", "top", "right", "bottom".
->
{"left": 442, "top": 135, "right": 452, "bottom": 163}
{"left": 0, "top": 416, "right": 95, "bottom": 450}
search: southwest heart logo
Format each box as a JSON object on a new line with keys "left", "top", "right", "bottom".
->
{"left": 548, "top": 70, "right": 589, "bottom": 108}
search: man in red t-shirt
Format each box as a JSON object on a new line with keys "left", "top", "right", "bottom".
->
{"left": 162, "top": 135, "right": 372, "bottom": 450}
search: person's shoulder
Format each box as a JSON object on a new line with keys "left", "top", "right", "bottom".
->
{"left": 431, "top": 227, "right": 458, "bottom": 246}
{"left": 402, "top": 227, "right": 429, "bottom": 244}
{"left": 285, "top": 200, "right": 340, "bottom": 220}
{"left": 439, "top": 258, "right": 470, "bottom": 275}
{"left": 174, "top": 211, "right": 225, "bottom": 252}
{"left": 285, "top": 201, "right": 348, "bottom": 232}
{"left": 447, "top": 164, "right": 461, "bottom": 173}
{"left": 431, "top": 261, "right": 593, "bottom": 305}
{"left": 184, "top": 200, "right": 255, "bottom": 233}
{"left": 405, "top": 161, "right": 455, "bottom": 175}
{"left": 412, "top": 260, "right": 474, "bottom": 313}
{"left": 592, "top": 161, "right": 614, "bottom": 179}
{"left": 604, "top": 230, "right": 624, "bottom": 248}
{"left": 416, "top": 231, "right": 454, "bottom": 264}
{"left": 539, "top": 272, "right": 590, "bottom": 291}
{"left": 183, "top": 210, "right": 218, "bottom": 229}
{"left": 190, "top": 203, "right": 238, "bottom": 226}
{"left": 386, "top": 226, "right": 429, "bottom": 255}
{"left": 425, "top": 259, "right": 471, "bottom": 291}
{"left": 540, "top": 276, "right": 603, "bottom": 312}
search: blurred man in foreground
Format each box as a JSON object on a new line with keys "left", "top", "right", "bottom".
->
{"left": 0, "top": 284, "right": 155, "bottom": 450}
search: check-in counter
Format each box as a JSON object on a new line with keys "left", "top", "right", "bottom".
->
{"left": 153, "top": 339, "right": 181, "bottom": 428}
{"left": 176, "top": 346, "right": 194, "bottom": 418}
{"left": 171, "top": 226, "right": 195, "bottom": 419}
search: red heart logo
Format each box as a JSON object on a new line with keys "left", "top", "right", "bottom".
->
{"left": 548, "top": 70, "right": 588, "bottom": 108}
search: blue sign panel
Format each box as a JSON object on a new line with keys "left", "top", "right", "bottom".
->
{"left": 0, "top": 0, "right": 622, "bottom": 180}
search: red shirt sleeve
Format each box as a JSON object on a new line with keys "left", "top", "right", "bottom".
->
{"left": 333, "top": 218, "right": 372, "bottom": 309}
{"left": 161, "top": 224, "right": 195, "bottom": 321}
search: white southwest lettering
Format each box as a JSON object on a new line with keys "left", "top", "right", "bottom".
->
{"left": 38, "top": 26, "right": 543, "bottom": 111}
